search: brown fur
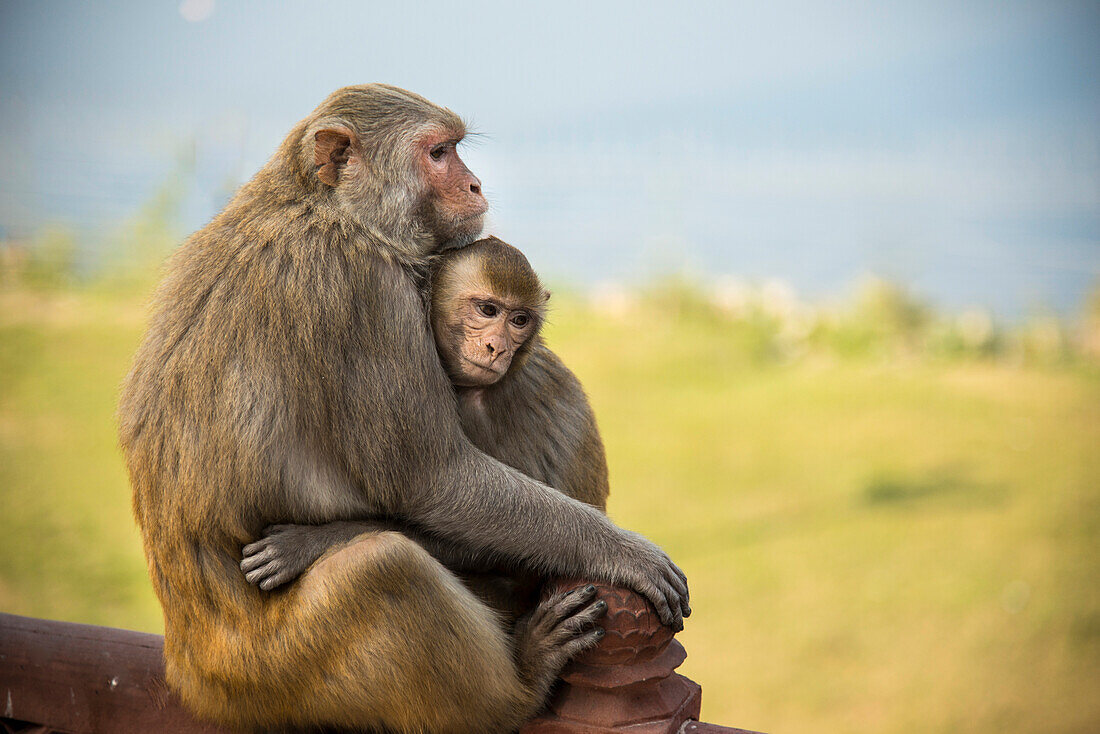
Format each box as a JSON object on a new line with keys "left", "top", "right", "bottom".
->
{"left": 119, "top": 84, "right": 688, "bottom": 733}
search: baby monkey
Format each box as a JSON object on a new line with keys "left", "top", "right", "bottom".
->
{"left": 242, "top": 237, "right": 610, "bottom": 619}
{"left": 432, "top": 236, "right": 609, "bottom": 511}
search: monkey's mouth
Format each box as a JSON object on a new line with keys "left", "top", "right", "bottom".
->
{"left": 456, "top": 209, "right": 487, "bottom": 226}
{"left": 454, "top": 198, "right": 488, "bottom": 222}
{"left": 462, "top": 357, "right": 509, "bottom": 378}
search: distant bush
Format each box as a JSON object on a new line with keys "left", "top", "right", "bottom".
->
{"left": 1, "top": 227, "right": 79, "bottom": 291}
{"left": 1, "top": 155, "right": 188, "bottom": 297}
{"left": 588, "top": 272, "right": 1097, "bottom": 368}
{"left": 637, "top": 274, "right": 790, "bottom": 365}
{"left": 1080, "top": 279, "right": 1100, "bottom": 361}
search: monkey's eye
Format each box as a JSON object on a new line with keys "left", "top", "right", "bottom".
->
{"left": 478, "top": 303, "right": 498, "bottom": 317}
{"left": 511, "top": 313, "right": 529, "bottom": 327}
{"left": 430, "top": 145, "right": 446, "bottom": 161}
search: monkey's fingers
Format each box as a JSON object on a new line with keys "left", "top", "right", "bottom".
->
{"left": 240, "top": 546, "right": 276, "bottom": 573}
{"left": 243, "top": 563, "right": 274, "bottom": 587}
{"left": 660, "top": 584, "right": 685, "bottom": 633}
{"left": 641, "top": 577, "right": 683, "bottom": 633}
{"left": 242, "top": 554, "right": 299, "bottom": 590}
{"left": 664, "top": 563, "right": 690, "bottom": 617}
{"left": 670, "top": 582, "right": 690, "bottom": 621}
{"left": 650, "top": 552, "right": 690, "bottom": 626}
{"left": 679, "top": 580, "right": 691, "bottom": 619}
{"left": 661, "top": 558, "right": 688, "bottom": 597}
{"left": 669, "top": 561, "right": 689, "bottom": 596}
{"left": 559, "top": 626, "right": 605, "bottom": 661}
{"left": 553, "top": 598, "right": 608, "bottom": 641}
{"left": 257, "top": 566, "right": 297, "bottom": 591}
{"left": 532, "top": 585, "right": 598, "bottom": 636}
{"left": 548, "top": 602, "right": 607, "bottom": 668}
{"left": 241, "top": 537, "right": 271, "bottom": 559}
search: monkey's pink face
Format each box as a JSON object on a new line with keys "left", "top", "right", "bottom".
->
{"left": 446, "top": 295, "right": 536, "bottom": 387}
{"left": 419, "top": 133, "right": 488, "bottom": 242}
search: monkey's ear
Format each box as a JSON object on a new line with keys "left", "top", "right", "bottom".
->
{"left": 314, "top": 127, "right": 357, "bottom": 186}
{"left": 543, "top": 289, "right": 552, "bottom": 302}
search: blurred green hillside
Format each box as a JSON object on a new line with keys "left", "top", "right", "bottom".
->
{"left": 1, "top": 261, "right": 1099, "bottom": 732}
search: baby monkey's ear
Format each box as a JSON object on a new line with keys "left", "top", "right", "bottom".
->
{"left": 544, "top": 289, "right": 552, "bottom": 302}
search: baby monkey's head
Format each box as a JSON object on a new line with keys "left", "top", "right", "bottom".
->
{"left": 431, "top": 237, "right": 549, "bottom": 388}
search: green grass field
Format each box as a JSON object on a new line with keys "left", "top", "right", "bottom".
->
{"left": 2, "top": 288, "right": 1099, "bottom": 733}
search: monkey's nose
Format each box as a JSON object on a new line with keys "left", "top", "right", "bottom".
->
{"left": 467, "top": 172, "right": 482, "bottom": 195}
{"left": 484, "top": 337, "right": 507, "bottom": 362}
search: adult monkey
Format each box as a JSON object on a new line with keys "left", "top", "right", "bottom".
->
{"left": 119, "top": 85, "right": 688, "bottom": 733}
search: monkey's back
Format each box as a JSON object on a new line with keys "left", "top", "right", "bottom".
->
{"left": 116, "top": 177, "right": 393, "bottom": 706}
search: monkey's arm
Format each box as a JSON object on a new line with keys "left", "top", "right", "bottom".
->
{"left": 334, "top": 263, "right": 689, "bottom": 630}
{"left": 241, "top": 521, "right": 502, "bottom": 590}
{"left": 241, "top": 522, "right": 373, "bottom": 591}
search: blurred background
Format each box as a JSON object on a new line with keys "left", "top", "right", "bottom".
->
{"left": 1, "top": 2, "right": 1098, "bottom": 732}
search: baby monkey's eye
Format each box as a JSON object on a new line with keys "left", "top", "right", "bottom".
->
{"left": 478, "top": 303, "right": 498, "bottom": 317}
{"left": 511, "top": 313, "right": 529, "bottom": 327}
{"left": 430, "top": 145, "right": 446, "bottom": 161}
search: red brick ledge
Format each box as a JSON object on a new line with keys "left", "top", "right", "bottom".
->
{"left": 1, "top": 605, "right": 762, "bottom": 734}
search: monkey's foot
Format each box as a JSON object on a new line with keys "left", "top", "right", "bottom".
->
{"left": 513, "top": 584, "right": 607, "bottom": 699}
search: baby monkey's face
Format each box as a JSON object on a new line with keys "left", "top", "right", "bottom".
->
{"left": 430, "top": 236, "right": 547, "bottom": 389}
{"left": 440, "top": 293, "right": 538, "bottom": 387}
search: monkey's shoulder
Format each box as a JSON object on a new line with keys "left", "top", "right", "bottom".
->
{"left": 508, "top": 343, "right": 609, "bottom": 506}
{"left": 472, "top": 344, "right": 586, "bottom": 422}
{"left": 151, "top": 224, "right": 424, "bottom": 338}
{"left": 508, "top": 343, "right": 585, "bottom": 395}
{"left": 456, "top": 341, "right": 605, "bottom": 496}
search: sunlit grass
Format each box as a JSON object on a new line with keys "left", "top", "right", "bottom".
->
{"left": 546, "top": 299, "right": 1100, "bottom": 733}
{"left": 2, "top": 288, "right": 1098, "bottom": 733}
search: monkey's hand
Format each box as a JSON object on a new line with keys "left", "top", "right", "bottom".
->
{"left": 240, "top": 523, "right": 346, "bottom": 591}
{"left": 605, "top": 529, "right": 690, "bottom": 632}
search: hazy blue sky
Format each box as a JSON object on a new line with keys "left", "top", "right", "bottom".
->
{"left": 1, "top": 1, "right": 1097, "bottom": 316}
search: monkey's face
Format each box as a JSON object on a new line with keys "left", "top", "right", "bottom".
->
{"left": 309, "top": 117, "right": 486, "bottom": 249}
{"left": 417, "top": 133, "right": 488, "bottom": 245}
{"left": 436, "top": 293, "right": 538, "bottom": 387}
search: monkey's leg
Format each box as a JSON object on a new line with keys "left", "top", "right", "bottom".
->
{"left": 255, "top": 530, "right": 601, "bottom": 734}
{"left": 456, "top": 569, "right": 544, "bottom": 626}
